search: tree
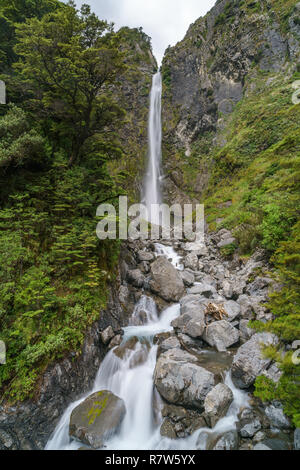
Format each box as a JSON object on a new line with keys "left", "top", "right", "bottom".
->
{"left": 14, "top": 2, "right": 126, "bottom": 166}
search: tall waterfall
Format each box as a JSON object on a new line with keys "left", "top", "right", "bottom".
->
{"left": 143, "top": 72, "right": 163, "bottom": 225}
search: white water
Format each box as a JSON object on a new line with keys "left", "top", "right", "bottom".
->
{"left": 143, "top": 72, "right": 163, "bottom": 225}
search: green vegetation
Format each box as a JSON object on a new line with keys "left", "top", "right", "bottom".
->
{"left": 0, "top": 0, "right": 153, "bottom": 402}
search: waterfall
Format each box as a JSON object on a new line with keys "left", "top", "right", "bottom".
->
{"left": 143, "top": 72, "right": 163, "bottom": 225}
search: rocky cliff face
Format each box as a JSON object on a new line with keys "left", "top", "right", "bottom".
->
{"left": 161, "top": 0, "right": 300, "bottom": 202}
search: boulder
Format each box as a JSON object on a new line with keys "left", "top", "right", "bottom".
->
{"left": 108, "top": 335, "right": 122, "bottom": 349}
{"left": 222, "top": 280, "right": 233, "bottom": 299}
{"left": 159, "top": 336, "right": 181, "bottom": 354}
{"left": 150, "top": 257, "right": 185, "bottom": 302}
{"left": 265, "top": 404, "right": 291, "bottom": 430}
{"left": 154, "top": 349, "right": 215, "bottom": 409}
{"left": 239, "top": 319, "right": 255, "bottom": 341}
{"left": 209, "top": 430, "right": 239, "bottom": 451}
{"left": 184, "top": 253, "right": 199, "bottom": 271}
{"left": 217, "top": 238, "right": 236, "bottom": 249}
{"left": 180, "top": 270, "right": 195, "bottom": 287}
{"left": 100, "top": 326, "right": 114, "bottom": 345}
{"left": 187, "top": 282, "right": 216, "bottom": 298}
{"left": 231, "top": 333, "right": 279, "bottom": 389}
{"left": 294, "top": 428, "right": 300, "bottom": 450}
{"left": 126, "top": 269, "right": 145, "bottom": 288}
{"left": 204, "top": 383, "right": 234, "bottom": 427}
{"left": 223, "top": 300, "right": 241, "bottom": 322}
{"left": 172, "top": 299, "right": 206, "bottom": 338}
{"left": 202, "top": 320, "right": 240, "bottom": 352}
{"left": 69, "top": 391, "right": 126, "bottom": 449}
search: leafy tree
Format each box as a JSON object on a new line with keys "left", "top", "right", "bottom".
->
{"left": 14, "top": 2, "right": 126, "bottom": 166}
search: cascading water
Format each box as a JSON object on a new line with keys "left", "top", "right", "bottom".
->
{"left": 143, "top": 72, "right": 163, "bottom": 225}
{"left": 46, "top": 245, "right": 250, "bottom": 451}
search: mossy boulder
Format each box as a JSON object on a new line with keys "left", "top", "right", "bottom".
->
{"left": 69, "top": 390, "right": 126, "bottom": 449}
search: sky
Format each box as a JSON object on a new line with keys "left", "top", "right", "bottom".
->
{"left": 73, "top": 0, "right": 216, "bottom": 65}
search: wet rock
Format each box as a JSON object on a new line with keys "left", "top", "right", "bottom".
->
{"left": 69, "top": 390, "right": 126, "bottom": 449}
{"left": 100, "top": 326, "right": 115, "bottom": 345}
{"left": 137, "top": 251, "right": 155, "bottom": 262}
{"left": 231, "top": 333, "right": 279, "bottom": 389}
{"left": 180, "top": 270, "right": 195, "bottom": 287}
{"left": 159, "top": 336, "right": 181, "bottom": 354}
{"left": 154, "top": 349, "right": 215, "bottom": 409}
{"left": 240, "top": 418, "right": 262, "bottom": 438}
{"left": 108, "top": 335, "right": 122, "bottom": 349}
{"left": 161, "top": 404, "right": 207, "bottom": 438}
{"left": 150, "top": 257, "right": 185, "bottom": 302}
{"left": 294, "top": 428, "right": 300, "bottom": 450}
{"left": 126, "top": 269, "right": 145, "bottom": 288}
{"left": 184, "top": 252, "right": 199, "bottom": 271}
{"left": 239, "top": 319, "right": 255, "bottom": 342}
{"left": 210, "top": 430, "right": 239, "bottom": 451}
{"left": 202, "top": 320, "right": 240, "bottom": 352}
{"left": 265, "top": 404, "right": 291, "bottom": 430}
{"left": 160, "top": 418, "right": 177, "bottom": 439}
{"left": 253, "top": 431, "right": 266, "bottom": 443}
{"left": 253, "top": 443, "right": 271, "bottom": 450}
{"left": 204, "top": 383, "right": 234, "bottom": 427}
{"left": 113, "top": 336, "right": 139, "bottom": 360}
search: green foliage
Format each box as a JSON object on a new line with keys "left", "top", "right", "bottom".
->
{"left": 14, "top": 2, "right": 126, "bottom": 165}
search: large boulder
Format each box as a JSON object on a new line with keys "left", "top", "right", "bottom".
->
{"left": 150, "top": 257, "right": 185, "bottom": 302}
{"left": 265, "top": 404, "right": 291, "bottom": 430}
{"left": 154, "top": 349, "right": 215, "bottom": 409}
{"left": 184, "top": 253, "right": 199, "bottom": 271}
{"left": 187, "top": 282, "right": 216, "bottom": 298}
{"left": 126, "top": 269, "right": 145, "bottom": 288}
{"left": 204, "top": 383, "right": 234, "bottom": 427}
{"left": 231, "top": 333, "right": 279, "bottom": 389}
{"left": 69, "top": 390, "right": 126, "bottom": 449}
{"left": 180, "top": 270, "right": 195, "bottom": 287}
{"left": 202, "top": 320, "right": 240, "bottom": 352}
{"left": 172, "top": 298, "right": 206, "bottom": 338}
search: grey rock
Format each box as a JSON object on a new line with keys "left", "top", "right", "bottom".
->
{"left": 222, "top": 280, "right": 233, "bottom": 299}
{"left": 203, "top": 320, "right": 240, "bottom": 352}
{"left": 184, "top": 252, "right": 199, "bottom": 271}
{"left": 150, "top": 257, "right": 185, "bottom": 302}
{"left": 100, "top": 326, "right": 114, "bottom": 345}
{"left": 210, "top": 430, "right": 239, "bottom": 451}
{"left": 137, "top": 250, "right": 154, "bottom": 262}
{"left": 239, "top": 319, "right": 255, "bottom": 341}
{"left": 261, "top": 363, "right": 282, "bottom": 383}
{"left": 154, "top": 349, "right": 215, "bottom": 409}
{"left": 69, "top": 390, "right": 126, "bottom": 449}
{"left": 118, "top": 285, "right": 130, "bottom": 305}
{"left": 204, "top": 383, "right": 234, "bottom": 427}
{"left": 180, "top": 270, "right": 195, "bottom": 287}
{"left": 231, "top": 333, "right": 279, "bottom": 389}
{"left": 108, "top": 335, "right": 122, "bottom": 349}
{"left": 223, "top": 300, "right": 241, "bottom": 322}
{"left": 265, "top": 404, "right": 291, "bottom": 430}
{"left": 126, "top": 269, "right": 145, "bottom": 288}
{"left": 172, "top": 299, "right": 206, "bottom": 338}
{"left": 188, "top": 282, "right": 216, "bottom": 298}
{"left": 159, "top": 336, "right": 181, "bottom": 353}
{"left": 253, "top": 431, "right": 266, "bottom": 443}
{"left": 253, "top": 443, "right": 271, "bottom": 451}
{"left": 240, "top": 418, "right": 262, "bottom": 438}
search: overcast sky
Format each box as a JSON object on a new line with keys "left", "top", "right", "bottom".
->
{"left": 72, "top": 0, "right": 216, "bottom": 65}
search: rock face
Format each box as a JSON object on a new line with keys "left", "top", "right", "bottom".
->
{"left": 161, "top": 0, "right": 299, "bottom": 201}
{"left": 154, "top": 349, "right": 215, "bottom": 409}
{"left": 69, "top": 391, "right": 126, "bottom": 449}
{"left": 265, "top": 404, "right": 291, "bottom": 430}
{"left": 150, "top": 257, "right": 185, "bottom": 302}
{"left": 231, "top": 333, "right": 279, "bottom": 389}
{"left": 204, "top": 383, "right": 233, "bottom": 427}
{"left": 202, "top": 320, "right": 240, "bottom": 352}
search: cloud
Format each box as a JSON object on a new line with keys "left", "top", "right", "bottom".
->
{"left": 73, "top": 0, "right": 216, "bottom": 65}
